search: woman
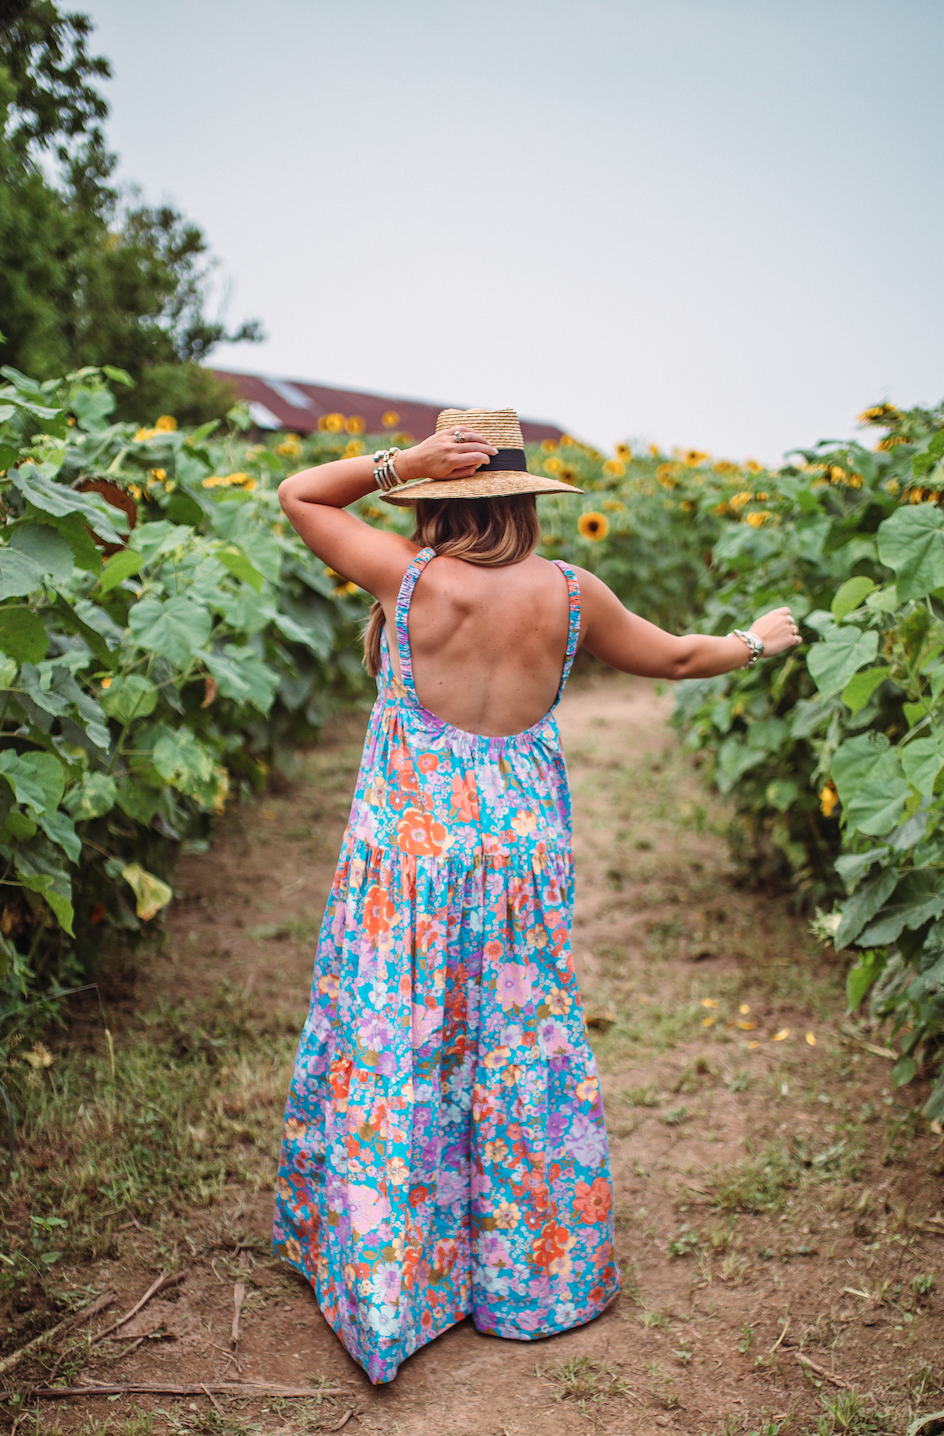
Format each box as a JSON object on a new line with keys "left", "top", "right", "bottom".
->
{"left": 274, "top": 407, "right": 800, "bottom": 1384}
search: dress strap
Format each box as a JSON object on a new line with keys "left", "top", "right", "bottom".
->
{"left": 552, "top": 561, "right": 582, "bottom": 703}
{"left": 394, "top": 546, "right": 436, "bottom": 700}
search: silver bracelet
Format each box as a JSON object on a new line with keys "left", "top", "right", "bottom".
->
{"left": 729, "top": 628, "right": 764, "bottom": 666}
{"left": 372, "top": 447, "right": 403, "bottom": 491}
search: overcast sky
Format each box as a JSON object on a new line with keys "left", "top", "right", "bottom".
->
{"left": 82, "top": 0, "right": 943, "bottom": 463}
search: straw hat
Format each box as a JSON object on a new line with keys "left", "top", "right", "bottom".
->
{"left": 382, "top": 407, "right": 584, "bottom": 505}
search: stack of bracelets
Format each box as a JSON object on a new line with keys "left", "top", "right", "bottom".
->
{"left": 372, "top": 447, "right": 403, "bottom": 491}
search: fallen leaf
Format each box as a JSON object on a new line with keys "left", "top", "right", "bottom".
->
{"left": 739, "top": 1003, "right": 751, "bottom": 1014}
{"left": 735, "top": 1020, "right": 757, "bottom": 1030}
{"left": 746, "top": 1040, "right": 761, "bottom": 1049}
{"left": 700, "top": 999, "right": 719, "bottom": 1008}
{"left": 700, "top": 1016, "right": 716, "bottom": 1027}
{"left": 772, "top": 1028, "right": 791, "bottom": 1041}
{"left": 122, "top": 863, "right": 173, "bottom": 921}
{"left": 23, "top": 1044, "right": 55, "bottom": 1069}
{"left": 585, "top": 1007, "right": 616, "bottom": 1032}
{"left": 805, "top": 1031, "right": 816, "bottom": 1046}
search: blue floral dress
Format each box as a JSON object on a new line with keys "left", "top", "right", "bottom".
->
{"left": 274, "top": 547, "right": 619, "bottom": 1384}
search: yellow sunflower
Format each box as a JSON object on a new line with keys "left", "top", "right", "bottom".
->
{"left": 602, "top": 459, "right": 625, "bottom": 478}
{"left": 155, "top": 415, "right": 177, "bottom": 432}
{"left": 578, "top": 512, "right": 609, "bottom": 541}
{"left": 345, "top": 415, "right": 366, "bottom": 434}
{"left": 382, "top": 410, "right": 400, "bottom": 428}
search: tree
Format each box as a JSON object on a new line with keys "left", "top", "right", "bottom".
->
{"left": 0, "top": 0, "right": 261, "bottom": 422}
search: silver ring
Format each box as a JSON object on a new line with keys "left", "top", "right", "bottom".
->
{"left": 454, "top": 429, "right": 465, "bottom": 443}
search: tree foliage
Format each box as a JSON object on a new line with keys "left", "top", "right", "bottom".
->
{"left": 0, "top": 1, "right": 260, "bottom": 422}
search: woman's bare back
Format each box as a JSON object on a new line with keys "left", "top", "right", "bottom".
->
{"left": 384, "top": 553, "right": 574, "bottom": 737}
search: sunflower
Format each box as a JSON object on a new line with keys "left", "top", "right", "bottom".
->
{"left": 684, "top": 449, "right": 709, "bottom": 466}
{"left": 602, "top": 459, "right": 625, "bottom": 478}
{"left": 820, "top": 783, "right": 838, "bottom": 818}
{"left": 541, "top": 438, "right": 558, "bottom": 453}
{"left": 382, "top": 410, "right": 400, "bottom": 428}
{"left": 319, "top": 412, "right": 345, "bottom": 432}
{"left": 155, "top": 415, "right": 177, "bottom": 432}
{"left": 578, "top": 512, "right": 609, "bottom": 541}
{"left": 277, "top": 433, "right": 303, "bottom": 458}
{"left": 615, "top": 443, "right": 631, "bottom": 462}
{"left": 345, "top": 415, "right": 366, "bottom": 434}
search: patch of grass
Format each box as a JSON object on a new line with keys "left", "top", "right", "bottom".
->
{"left": 0, "top": 989, "right": 294, "bottom": 1284}
{"left": 806, "top": 1389, "right": 896, "bottom": 1435}
{"left": 638, "top": 1305, "right": 672, "bottom": 1330}
{"left": 644, "top": 1359, "right": 681, "bottom": 1409}
{"left": 538, "top": 1354, "right": 628, "bottom": 1404}
{"left": 623, "top": 1083, "right": 660, "bottom": 1107}
{"left": 706, "top": 1141, "right": 799, "bottom": 1214}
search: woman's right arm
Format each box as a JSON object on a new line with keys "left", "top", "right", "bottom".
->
{"left": 277, "top": 428, "right": 496, "bottom": 599}
{"left": 577, "top": 568, "right": 801, "bottom": 679}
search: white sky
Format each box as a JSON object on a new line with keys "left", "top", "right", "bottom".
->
{"left": 82, "top": 0, "right": 943, "bottom": 463}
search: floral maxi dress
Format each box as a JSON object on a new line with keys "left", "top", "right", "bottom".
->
{"left": 274, "top": 548, "right": 619, "bottom": 1383}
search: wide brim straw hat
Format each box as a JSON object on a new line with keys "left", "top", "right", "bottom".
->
{"left": 382, "top": 407, "right": 584, "bottom": 505}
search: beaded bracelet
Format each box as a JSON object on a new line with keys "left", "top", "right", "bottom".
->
{"left": 372, "top": 447, "right": 403, "bottom": 491}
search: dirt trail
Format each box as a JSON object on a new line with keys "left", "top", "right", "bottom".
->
{"left": 24, "top": 674, "right": 944, "bottom": 1434}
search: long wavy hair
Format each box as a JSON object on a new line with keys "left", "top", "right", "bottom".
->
{"left": 362, "top": 494, "right": 540, "bottom": 676}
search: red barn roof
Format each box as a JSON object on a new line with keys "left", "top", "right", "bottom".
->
{"left": 209, "top": 369, "right": 566, "bottom": 445}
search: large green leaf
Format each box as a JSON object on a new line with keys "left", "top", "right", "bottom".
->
{"left": 841, "top": 666, "right": 888, "bottom": 715}
{"left": 52, "top": 595, "right": 121, "bottom": 670}
{"left": 128, "top": 595, "right": 212, "bottom": 666}
{"left": 834, "top": 865, "right": 898, "bottom": 948}
{"left": 900, "top": 736, "right": 944, "bottom": 796}
{"left": 217, "top": 546, "right": 265, "bottom": 593}
{"left": 202, "top": 645, "right": 278, "bottom": 713}
{"left": 0, "top": 547, "right": 46, "bottom": 598}
{"left": 7, "top": 523, "right": 74, "bottom": 582}
{"left": 0, "top": 750, "right": 49, "bottom": 814}
{"left": 846, "top": 949, "right": 885, "bottom": 1011}
{"left": 39, "top": 807, "right": 81, "bottom": 862}
{"left": 99, "top": 548, "right": 144, "bottom": 595}
{"left": 100, "top": 674, "right": 158, "bottom": 724}
{"left": 876, "top": 503, "right": 944, "bottom": 601}
{"left": 129, "top": 520, "right": 193, "bottom": 564}
{"left": 831, "top": 733, "right": 909, "bottom": 836}
{"left": 858, "top": 870, "right": 944, "bottom": 946}
{"left": 0, "top": 606, "right": 48, "bottom": 663}
{"left": 831, "top": 576, "right": 875, "bottom": 621}
{"left": 18, "top": 662, "right": 109, "bottom": 749}
{"left": 63, "top": 771, "right": 117, "bottom": 820}
{"left": 807, "top": 625, "right": 879, "bottom": 698}
{"left": 151, "top": 727, "right": 215, "bottom": 792}
{"left": 714, "top": 736, "right": 766, "bottom": 795}
{"left": 115, "top": 778, "right": 163, "bottom": 824}
{"left": 7, "top": 465, "right": 123, "bottom": 543}
{"left": 14, "top": 837, "right": 74, "bottom": 934}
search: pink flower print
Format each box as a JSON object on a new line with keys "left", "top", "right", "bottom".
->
{"left": 511, "top": 808, "right": 538, "bottom": 837}
{"left": 411, "top": 1001, "right": 439, "bottom": 1048}
{"left": 450, "top": 770, "right": 480, "bottom": 822}
{"left": 483, "top": 938, "right": 504, "bottom": 963}
{"left": 347, "top": 1183, "right": 389, "bottom": 1237}
{"left": 496, "top": 960, "right": 536, "bottom": 1012}
{"left": 483, "top": 1044, "right": 511, "bottom": 1071}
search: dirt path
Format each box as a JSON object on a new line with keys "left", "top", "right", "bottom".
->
{"left": 11, "top": 674, "right": 944, "bottom": 1436}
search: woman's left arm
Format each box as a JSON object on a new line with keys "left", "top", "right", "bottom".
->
{"left": 277, "top": 429, "right": 497, "bottom": 599}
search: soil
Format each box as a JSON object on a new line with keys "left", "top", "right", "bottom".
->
{"left": 7, "top": 672, "right": 944, "bottom": 1434}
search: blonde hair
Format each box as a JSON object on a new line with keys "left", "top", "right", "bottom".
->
{"left": 362, "top": 494, "right": 540, "bottom": 677}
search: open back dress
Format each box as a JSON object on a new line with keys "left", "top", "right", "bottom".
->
{"left": 274, "top": 547, "right": 619, "bottom": 1384}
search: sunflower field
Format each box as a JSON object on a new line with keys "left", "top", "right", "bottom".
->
{"left": 3, "top": 362, "right": 943, "bottom": 1121}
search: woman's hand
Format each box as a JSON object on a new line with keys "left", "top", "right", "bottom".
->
{"left": 749, "top": 606, "right": 803, "bottom": 658}
{"left": 399, "top": 428, "right": 497, "bottom": 482}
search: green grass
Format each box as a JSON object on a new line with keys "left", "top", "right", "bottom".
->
{"left": 539, "top": 1353, "right": 629, "bottom": 1404}
{"left": 705, "top": 1141, "right": 800, "bottom": 1214}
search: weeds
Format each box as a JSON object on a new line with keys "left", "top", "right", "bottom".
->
{"left": 538, "top": 1353, "right": 628, "bottom": 1404}
{"left": 707, "top": 1142, "right": 799, "bottom": 1214}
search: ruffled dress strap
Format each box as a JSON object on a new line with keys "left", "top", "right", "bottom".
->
{"left": 551, "top": 560, "right": 582, "bottom": 706}
{"left": 393, "top": 546, "right": 437, "bottom": 706}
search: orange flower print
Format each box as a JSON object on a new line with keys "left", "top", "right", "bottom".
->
{"left": 317, "top": 972, "right": 340, "bottom": 1000}
{"left": 531, "top": 1219, "right": 575, "bottom": 1272}
{"left": 493, "top": 1199, "right": 522, "bottom": 1230}
{"left": 575, "top": 1076, "right": 600, "bottom": 1104}
{"left": 449, "top": 770, "right": 480, "bottom": 822}
{"left": 417, "top": 752, "right": 439, "bottom": 773}
{"left": 329, "top": 1055, "right": 352, "bottom": 1111}
{"left": 396, "top": 808, "right": 447, "bottom": 856}
{"left": 364, "top": 883, "right": 396, "bottom": 935}
{"left": 511, "top": 808, "right": 538, "bottom": 837}
{"left": 284, "top": 1117, "right": 306, "bottom": 1141}
{"left": 572, "top": 1176, "right": 612, "bottom": 1224}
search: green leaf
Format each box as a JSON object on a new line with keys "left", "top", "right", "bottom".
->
{"left": 0, "top": 656, "right": 16, "bottom": 687}
{"left": 0, "top": 606, "right": 48, "bottom": 663}
{"left": 128, "top": 595, "right": 212, "bottom": 667}
{"left": 831, "top": 576, "right": 876, "bottom": 621}
{"left": 8, "top": 523, "right": 74, "bottom": 583}
{"left": 923, "top": 1072, "right": 944, "bottom": 1121}
{"left": 0, "top": 750, "right": 50, "bottom": 814}
{"left": 857, "top": 870, "right": 944, "bottom": 945}
{"left": 876, "top": 503, "right": 944, "bottom": 601}
{"left": 841, "top": 666, "right": 888, "bottom": 715}
{"left": 14, "top": 838, "right": 73, "bottom": 934}
{"left": 129, "top": 520, "right": 193, "bottom": 564}
{"left": 235, "top": 530, "right": 281, "bottom": 583}
{"left": 7, "top": 465, "right": 122, "bottom": 543}
{"left": 765, "top": 778, "right": 799, "bottom": 813}
{"left": 0, "top": 547, "right": 46, "bottom": 598}
{"left": 900, "top": 737, "right": 944, "bottom": 796}
{"left": 115, "top": 778, "right": 163, "bottom": 824}
{"left": 834, "top": 848, "right": 887, "bottom": 892}
{"left": 121, "top": 862, "right": 173, "bottom": 920}
{"left": 100, "top": 675, "right": 158, "bottom": 724}
{"left": 846, "top": 949, "right": 884, "bottom": 1011}
{"left": 39, "top": 510, "right": 102, "bottom": 573}
{"left": 891, "top": 1055, "right": 915, "bottom": 1087}
{"left": 714, "top": 736, "right": 766, "bottom": 795}
{"left": 0, "top": 809, "right": 37, "bottom": 842}
{"left": 202, "top": 645, "right": 278, "bottom": 713}
{"left": 217, "top": 546, "right": 265, "bottom": 593}
{"left": 39, "top": 807, "right": 81, "bottom": 862}
{"left": 151, "top": 727, "right": 215, "bottom": 792}
{"left": 834, "top": 866, "right": 898, "bottom": 948}
{"left": 807, "top": 625, "right": 879, "bottom": 698}
{"left": 831, "top": 733, "right": 910, "bottom": 836}
{"left": 24, "top": 752, "right": 66, "bottom": 813}
{"left": 99, "top": 548, "right": 144, "bottom": 595}
{"left": 63, "top": 771, "right": 117, "bottom": 820}
{"left": 102, "top": 365, "right": 133, "bottom": 387}
{"left": 71, "top": 386, "right": 116, "bottom": 432}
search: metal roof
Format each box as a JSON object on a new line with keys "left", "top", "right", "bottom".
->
{"left": 209, "top": 369, "right": 566, "bottom": 445}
